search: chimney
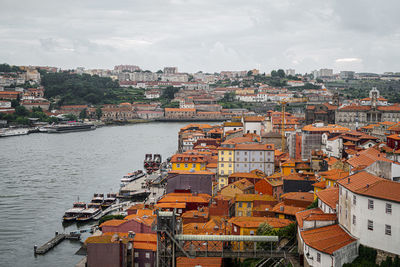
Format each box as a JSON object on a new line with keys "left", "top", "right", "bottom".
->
{"left": 348, "top": 178, "right": 350, "bottom": 184}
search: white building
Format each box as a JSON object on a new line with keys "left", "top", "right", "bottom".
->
{"left": 321, "top": 133, "right": 343, "bottom": 158}
{"left": 296, "top": 209, "right": 358, "bottom": 267}
{"left": 337, "top": 171, "right": 400, "bottom": 256}
{"left": 243, "top": 116, "right": 265, "bottom": 135}
{"left": 285, "top": 69, "right": 295, "bottom": 76}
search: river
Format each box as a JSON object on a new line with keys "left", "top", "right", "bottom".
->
{"left": 0, "top": 122, "right": 190, "bottom": 267}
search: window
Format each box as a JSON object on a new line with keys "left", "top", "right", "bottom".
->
{"left": 368, "top": 199, "right": 374, "bottom": 210}
{"left": 260, "top": 152, "right": 262, "bottom": 155}
{"left": 229, "top": 164, "right": 232, "bottom": 167}
{"left": 317, "top": 252, "right": 321, "bottom": 263}
{"left": 221, "top": 163, "right": 224, "bottom": 167}
{"left": 353, "top": 195, "right": 356, "bottom": 205}
{"left": 234, "top": 226, "right": 238, "bottom": 232}
{"left": 238, "top": 202, "right": 242, "bottom": 208}
{"left": 339, "top": 187, "right": 342, "bottom": 195}
{"left": 368, "top": 220, "right": 373, "bottom": 231}
{"left": 245, "top": 152, "right": 247, "bottom": 155}
{"left": 192, "top": 163, "right": 196, "bottom": 168}
{"left": 386, "top": 203, "right": 392, "bottom": 214}
{"left": 221, "top": 151, "right": 224, "bottom": 155}
{"left": 134, "top": 252, "right": 139, "bottom": 258}
{"left": 229, "top": 158, "right": 232, "bottom": 162}
{"left": 176, "top": 163, "right": 180, "bottom": 168}
{"left": 145, "top": 252, "right": 150, "bottom": 259}
{"left": 353, "top": 215, "right": 356, "bottom": 225}
{"left": 345, "top": 190, "right": 348, "bottom": 199}
{"left": 385, "top": 224, "right": 392, "bottom": 236}
{"left": 250, "top": 230, "right": 255, "bottom": 235}
{"left": 229, "top": 151, "right": 232, "bottom": 155}
{"left": 247, "top": 211, "right": 251, "bottom": 216}
{"left": 221, "top": 170, "right": 224, "bottom": 175}
{"left": 221, "top": 157, "right": 224, "bottom": 161}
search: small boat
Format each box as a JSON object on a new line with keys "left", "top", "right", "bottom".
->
{"left": 120, "top": 170, "right": 145, "bottom": 187}
{"left": 62, "top": 202, "right": 87, "bottom": 221}
{"left": 0, "top": 128, "right": 29, "bottom": 137}
{"left": 47, "top": 122, "right": 96, "bottom": 133}
{"left": 76, "top": 203, "right": 102, "bottom": 221}
{"left": 91, "top": 193, "right": 104, "bottom": 205}
{"left": 101, "top": 193, "right": 117, "bottom": 209}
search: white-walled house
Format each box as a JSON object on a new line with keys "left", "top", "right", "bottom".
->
{"left": 322, "top": 133, "right": 343, "bottom": 158}
{"left": 316, "top": 187, "right": 339, "bottom": 214}
{"left": 243, "top": 116, "right": 265, "bottom": 135}
{"left": 337, "top": 171, "right": 400, "bottom": 256}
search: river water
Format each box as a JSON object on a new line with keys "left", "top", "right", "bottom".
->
{"left": 0, "top": 122, "right": 189, "bottom": 267}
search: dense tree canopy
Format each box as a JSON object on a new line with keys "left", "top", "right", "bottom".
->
{"left": 42, "top": 72, "right": 119, "bottom": 105}
{"left": 0, "top": 63, "right": 20, "bottom": 72}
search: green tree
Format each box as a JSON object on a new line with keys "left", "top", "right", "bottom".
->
{"left": 11, "top": 99, "right": 20, "bottom": 108}
{"left": 15, "top": 106, "right": 29, "bottom": 117}
{"left": 95, "top": 107, "right": 102, "bottom": 120}
{"left": 271, "top": 70, "right": 278, "bottom": 77}
{"left": 15, "top": 116, "right": 29, "bottom": 125}
{"left": 79, "top": 108, "right": 87, "bottom": 119}
{"left": 162, "top": 86, "right": 179, "bottom": 100}
{"left": 307, "top": 198, "right": 318, "bottom": 209}
{"left": 277, "top": 69, "right": 285, "bottom": 78}
{"left": 64, "top": 114, "right": 77, "bottom": 121}
{"left": 247, "top": 70, "right": 253, "bottom": 76}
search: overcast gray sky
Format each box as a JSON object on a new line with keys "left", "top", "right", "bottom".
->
{"left": 1, "top": 0, "right": 399, "bottom": 74}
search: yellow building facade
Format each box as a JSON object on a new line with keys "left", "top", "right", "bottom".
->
{"left": 217, "top": 148, "right": 234, "bottom": 190}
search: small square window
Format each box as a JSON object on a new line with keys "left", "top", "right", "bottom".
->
{"left": 145, "top": 252, "right": 150, "bottom": 259}
{"left": 177, "top": 163, "right": 180, "bottom": 168}
{"left": 385, "top": 225, "right": 392, "bottom": 236}
{"left": 368, "top": 220, "right": 373, "bottom": 231}
{"left": 184, "top": 163, "right": 188, "bottom": 168}
{"left": 368, "top": 199, "right": 374, "bottom": 210}
{"left": 386, "top": 203, "right": 392, "bottom": 214}
{"left": 317, "top": 253, "right": 321, "bottom": 263}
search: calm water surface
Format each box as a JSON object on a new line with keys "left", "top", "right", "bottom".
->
{"left": 0, "top": 122, "right": 189, "bottom": 267}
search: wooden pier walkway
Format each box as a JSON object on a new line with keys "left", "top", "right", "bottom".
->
{"left": 34, "top": 232, "right": 81, "bottom": 255}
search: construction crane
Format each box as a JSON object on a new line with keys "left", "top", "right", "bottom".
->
{"left": 279, "top": 97, "right": 308, "bottom": 152}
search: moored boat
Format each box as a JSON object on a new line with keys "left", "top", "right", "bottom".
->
{"left": 101, "top": 193, "right": 117, "bottom": 209}
{"left": 0, "top": 128, "right": 29, "bottom": 137}
{"left": 47, "top": 122, "right": 96, "bottom": 133}
{"left": 91, "top": 193, "right": 104, "bottom": 205}
{"left": 76, "top": 203, "right": 102, "bottom": 221}
{"left": 62, "top": 202, "right": 87, "bottom": 221}
{"left": 120, "top": 170, "right": 145, "bottom": 187}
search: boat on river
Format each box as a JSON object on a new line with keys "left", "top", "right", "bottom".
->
{"left": 47, "top": 122, "right": 96, "bottom": 133}
{"left": 76, "top": 203, "right": 102, "bottom": 221}
{"left": 90, "top": 193, "right": 104, "bottom": 205}
{"left": 120, "top": 170, "right": 145, "bottom": 187}
{"left": 0, "top": 128, "right": 29, "bottom": 137}
{"left": 101, "top": 193, "right": 117, "bottom": 209}
{"left": 62, "top": 202, "right": 87, "bottom": 221}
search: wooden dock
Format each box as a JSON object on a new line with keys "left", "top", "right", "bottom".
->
{"left": 34, "top": 232, "right": 81, "bottom": 255}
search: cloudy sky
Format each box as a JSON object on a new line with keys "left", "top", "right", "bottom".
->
{"left": 1, "top": 0, "right": 399, "bottom": 74}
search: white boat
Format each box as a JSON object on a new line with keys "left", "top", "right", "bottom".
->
{"left": 76, "top": 203, "right": 102, "bottom": 222}
{"left": 0, "top": 128, "right": 29, "bottom": 137}
{"left": 47, "top": 122, "right": 96, "bottom": 133}
{"left": 120, "top": 170, "right": 145, "bottom": 187}
{"left": 62, "top": 202, "right": 87, "bottom": 221}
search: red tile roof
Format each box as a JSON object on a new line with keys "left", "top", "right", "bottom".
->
{"left": 301, "top": 224, "right": 357, "bottom": 254}
{"left": 337, "top": 171, "right": 400, "bottom": 203}
{"left": 316, "top": 187, "right": 339, "bottom": 210}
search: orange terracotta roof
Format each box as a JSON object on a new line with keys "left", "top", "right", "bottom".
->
{"left": 296, "top": 208, "right": 324, "bottom": 228}
{"left": 231, "top": 178, "right": 254, "bottom": 191}
{"left": 302, "top": 124, "right": 350, "bottom": 133}
{"left": 271, "top": 202, "right": 305, "bottom": 216}
{"left": 316, "top": 187, "right": 339, "bottom": 210}
{"left": 229, "top": 172, "right": 260, "bottom": 179}
{"left": 244, "top": 116, "right": 265, "bottom": 122}
{"left": 223, "top": 122, "right": 243, "bottom": 127}
{"left": 134, "top": 242, "right": 157, "bottom": 251}
{"left": 319, "top": 169, "right": 349, "bottom": 181}
{"left": 281, "top": 192, "right": 314, "bottom": 202}
{"left": 301, "top": 224, "right": 357, "bottom": 255}
{"left": 228, "top": 216, "right": 292, "bottom": 229}
{"left": 338, "top": 171, "right": 400, "bottom": 203}
{"left": 100, "top": 219, "right": 126, "bottom": 227}
{"left": 235, "top": 143, "right": 274, "bottom": 151}
{"left": 304, "top": 213, "right": 337, "bottom": 222}
{"left": 312, "top": 181, "right": 326, "bottom": 189}
{"left": 155, "top": 202, "right": 186, "bottom": 209}
{"left": 387, "top": 134, "right": 400, "bottom": 141}
{"left": 158, "top": 193, "right": 211, "bottom": 204}
{"left": 347, "top": 147, "right": 391, "bottom": 169}
{"left": 325, "top": 157, "right": 338, "bottom": 165}
{"left": 235, "top": 193, "right": 275, "bottom": 202}
{"left": 182, "top": 208, "right": 209, "bottom": 218}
